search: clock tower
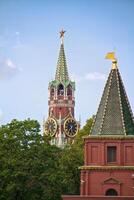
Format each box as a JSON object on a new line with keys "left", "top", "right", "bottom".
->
{"left": 44, "top": 30, "right": 79, "bottom": 148}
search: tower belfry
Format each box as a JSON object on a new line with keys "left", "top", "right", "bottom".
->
{"left": 44, "top": 30, "right": 79, "bottom": 148}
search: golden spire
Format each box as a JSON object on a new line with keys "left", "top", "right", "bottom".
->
{"left": 60, "top": 29, "right": 66, "bottom": 44}
{"left": 105, "top": 52, "right": 118, "bottom": 69}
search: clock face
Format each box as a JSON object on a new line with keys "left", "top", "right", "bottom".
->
{"left": 44, "top": 117, "right": 57, "bottom": 137}
{"left": 64, "top": 118, "right": 78, "bottom": 138}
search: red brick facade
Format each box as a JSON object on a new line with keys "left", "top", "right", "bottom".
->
{"left": 48, "top": 93, "right": 75, "bottom": 119}
{"left": 63, "top": 137, "right": 134, "bottom": 200}
{"left": 80, "top": 136, "right": 134, "bottom": 197}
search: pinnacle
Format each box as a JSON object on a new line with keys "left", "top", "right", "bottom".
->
{"left": 55, "top": 43, "right": 69, "bottom": 82}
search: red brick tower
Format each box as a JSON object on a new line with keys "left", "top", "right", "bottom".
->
{"left": 63, "top": 53, "right": 134, "bottom": 199}
{"left": 44, "top": 30, "right": 79, "bottom": 148}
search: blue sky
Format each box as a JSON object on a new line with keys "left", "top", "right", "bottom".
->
{"left": 0, "top": 0, "right": 134, "bottom": 127}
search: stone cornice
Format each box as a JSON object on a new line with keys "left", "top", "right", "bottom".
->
{"left": 79, "top": 165, "right": 134, "bottom": 170}
{"left": 83, "top": 135, "right": 134, "bottom": 140}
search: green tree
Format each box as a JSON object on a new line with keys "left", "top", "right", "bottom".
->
{"left": 0, "top": 119, "right": 62, "bottom": 200}
{"left": 59, "top": 117, "right": 93, "bottom": 195}
{"left": 0, "top": 117, "right": 93, "bottom": 199}
{"left": 75, "top": 117, "right": 93, "bottom": 148}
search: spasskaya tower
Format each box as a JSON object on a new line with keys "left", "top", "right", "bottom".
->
{"left": 43, "top": 30, "right": 79, "bottom": 148}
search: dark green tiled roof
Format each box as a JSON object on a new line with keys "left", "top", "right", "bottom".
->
{"left": 91, "top": 66, "right": 134, "bottom": 136}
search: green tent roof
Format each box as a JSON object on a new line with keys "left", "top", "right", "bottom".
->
{"left": 55, "top": 43, "right": 69, "bottom": 82}
{"left": 49, "top": 41, "right": 75, "bottom": 90}
{"left": 91, "top": 62, "right": 134, "bottom": 136}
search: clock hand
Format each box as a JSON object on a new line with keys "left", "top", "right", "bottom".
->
{"left": 69, "top": 124, "right": 73, "bottom": 132}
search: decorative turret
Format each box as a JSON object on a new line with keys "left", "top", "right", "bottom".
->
{"left": 91, "top": 52, "right": 134, "bottom": 136}
{"left": 44, "top": 30, "right": 79, "bottom": 148}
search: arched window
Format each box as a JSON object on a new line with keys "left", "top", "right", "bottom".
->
{"left": 105, "top": 189, "right": 118, "bottom": 196}
{"left": 50, "top": 87, "right": 54, "bottom": 96}
{"left": 57, "top": 84, "right": 64, "bottom": 95}
{"left": 67, "top": 84, "right": 72, "bottom": 96}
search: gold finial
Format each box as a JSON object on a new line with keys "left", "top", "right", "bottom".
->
{"left": 60, "top": 29, "right": 66, "bottom": 44}
{"left": 105, "top": 52, "right": 118, "bottom": 69}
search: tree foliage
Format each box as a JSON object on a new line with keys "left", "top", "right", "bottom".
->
{"left": 0, "top": 119, "right": 62, "bottom": 200}
{"left": 0, "top": 117, "right": 93, "bottom": 200}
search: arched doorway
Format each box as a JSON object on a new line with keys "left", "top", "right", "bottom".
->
{"left": 105, "top": 188, "right": 118, "bottom": 196}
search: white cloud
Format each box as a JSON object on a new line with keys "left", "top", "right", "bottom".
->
{"left": 0, "top": 57, "right": 21, "bottom": 80}
{"left": 15, "top": 31, "right": 20, "bottom": 36}
{"left": 6, "top": 58, "right": 16, "bottom": 69}
{"left": 71, "top": 72, "right": 106, "bottom": 82}
{"left": 0, "top": 108, "right": 3, "bottom": 120}
{"left": 85, "top": 72, "right": 106, "bottom": 80}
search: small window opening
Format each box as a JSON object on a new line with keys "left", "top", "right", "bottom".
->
{"left": 50, "top": 88, "right": 54, "bottom": 96}
{"left": 107, "top": 146, "right": 117, "bottom": 163}
{"left": 58, "top": 84, "right": 64, "bottom": 95}
{"left": 67, "top": 85, "right": 72, "bottom": 96}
